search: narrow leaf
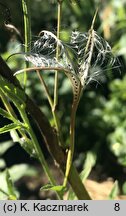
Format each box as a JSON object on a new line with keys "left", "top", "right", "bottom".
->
{"left": 80, "top": 151, "right": 97, "bottom": 182}
{"left": 0, "top": 189, "right": 8, "bottom": 200}
{"left": 0, "top": 140, "right": 14, "bottom": 156}
{"left": 9, "top": 164, "right": 38, "bottom": 182}
{"left": 0, "top": 123, "right": 22, "bottom": 134}
{"left": 108, "top": 180, "right": 119, "bottom": 200}
{"left": 0, "top": 159, "right": 6, "bottom": 169}
{"left": 67, "top": 151, "right": 97, "bottom": 200}
{"left": 41, "top": 184, "right": 66, "bottom": 193}
{"left": 0, "top": 75, "right": 26, "bottom": 103}
{"left": 0, "top": 107, "right": 19, "bottom": 124}
{"left": 0, "top": 107, "right": 13, "bottom": 120}
{"left": 6, "top": 169, "right": 17, "bottom": 199}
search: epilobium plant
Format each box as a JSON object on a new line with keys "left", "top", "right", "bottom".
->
{"left": 0, "top": 1, "right": 117, "bottom": 199}
{"left": 15, "top": 9, "right": 115, "bottom": 191}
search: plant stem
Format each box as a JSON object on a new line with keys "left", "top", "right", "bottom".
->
{"left": 63, "top": 90, "right": 81, "bottom": 187}
{"left": 15, "top": 66, "right": 71, "bottom": 76}
{"left": 14, "top": 66, "right": 89, "bottom": 196}
{"left": 69, "top": 164, "right": 91, "bottom": 199}
{"left": 16, "top": 103, "right": 63, "bottom": 199}
{"left": 53, "top": 0, "right": 62, "bottom": 110}
{"left": 0, "top": 85, "right": 62, "bottom": 199}
{"left": 21, "top": 0, "right": 31, "bottom": 88}
{"left": 0, "top": 89, "right": 28, "bottom": 141}
{"left": 0, "top": 56, "right": 91, "bottom": 199}
{"left": 63, "top": 108, "right": 76, "bottom": 187}
{"left": 36, "top": 70, "right": 63, "bottom": 147}
{"left": 36, "top": 70, "right": 53, "bottom": 108}
{"left": 0, "top": 90, "right": 16, "bottom": 119}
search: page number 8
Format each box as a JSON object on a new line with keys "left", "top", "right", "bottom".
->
{"left": 114, "top": 203, "right": 120, "bottom": 211}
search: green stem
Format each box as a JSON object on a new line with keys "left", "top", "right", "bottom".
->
{"left": 36, "top": 70, "right": 53, "bottom": 108}
{"left": 0, "top": 55, "right": 91, "bottom": 199}
{"left": 52, "top": 110, "right": 63, "bottom": 145}
{"left": 16, "top": 103, "right": 63, "bottom": 199}
{"left": 53, "top": 0, "right": 62, "bottom": 110}
{"left": 63, "top": 108, "right": 76, "bottom": 187}
{"left": 69, "top": 164, "right": 91, "bottom": 199}
{"left": 0, "top": 188, "right": 9, "bottom": 197}
{"left": 14, "top": 66, "right": 87, "bottom": 193}
{"left": 21, "top": 0, "right": 31, "bottom": 88}
{"left": 0, "top": 89, "right": 17, "bottom": 119}
{"left": 36, "top": 70, "right": 63, "bottom": 147}
{"left": 0, "top": 86, "right": 62, "bottom": 199}
{"left": 0, "top": 89, "right": 29, "bottom": 142}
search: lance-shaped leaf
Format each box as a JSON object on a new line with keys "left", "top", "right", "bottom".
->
{"left": 0, "top": 107, "right": 19, "bottom": 122}
{"left": 108, "top": 180, "right": 119, "bottom": 200}
{"left": 0, "top": 75, "right": 26, "bottom": 104}
{"left": 0, "top": 107, "right": 13, "bottom": 120}
{"left": 6, "top": 169, "right": 17, "bottom": 200}
{"left": 40, "top": 183, "right": 66, "bottom": 193}
{"left": 0, "top": 123, "right": 25, "bottom": 134}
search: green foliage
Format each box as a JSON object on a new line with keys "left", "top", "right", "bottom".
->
{"left": 0, "top": 164, "right": 38, "bottom": 200}
{"left": 67, "top": 150, "right": 97, "bottom": 200}
{"left": 0, "top": 140, "right": 14, "bottom": 156}
{"left": 6, "top": 169, "right": 17, "bottom": 200}
{"left": 0, "top": 75, "right": 26, "bottom": 104}
{"left": 103, "top": 76, "right": 126, "bottom": 166}
{"left": 108, "top": 181, "right": 119, "bottom": 200}
{"left": 0, "top": 159, "right": 6, "bottom": 169}
{"left": 80, "top": 150, "right": 97, "bottom": 182}
{"left": 0, "top": 123, "right": 23, "bottom": 134}
{"left": 122, "top": 181, "right": 126, "bottom": 195}
{"left": 41, "top": 184, "right": 66, "bottom": 193}
{"left": 0, "top": 140, "right": 14, "bottom": 169}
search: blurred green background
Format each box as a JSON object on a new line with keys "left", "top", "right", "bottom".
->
{"left": 0, "top": 0, "right": 126, "bottom": 199}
